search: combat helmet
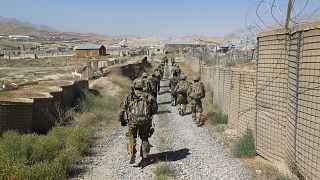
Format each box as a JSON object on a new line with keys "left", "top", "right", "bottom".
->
{"left": 133, "top": 79, "right": 144, "bottom": 89}
{"left": 142, "top": 72, "right": 148, "bottom": 78}
{"left": 193, "top": 75, "right": 200, "bottom": 81}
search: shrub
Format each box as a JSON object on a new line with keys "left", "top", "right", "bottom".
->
{"left": 79, "top": 92, "right": 119, "bottom": 121}
{"left": 0, "top": 126, "right": 94, "bottom": 179}
{"left": 154, "top": 163, "right": 175, "bottom": 180}
{"left": 233, "top": 128, "right": 256, "bottom": 158}
{"left": 207, "top": 110, "right": 228, "bottom": 125}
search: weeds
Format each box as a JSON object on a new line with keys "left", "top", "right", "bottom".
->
{"left": 233, "top": 128, "right": 256, "bottom": 158}
{"left": 207, "top": 110, "right": 228, "bottom": 125}
{"left": 79, "top": 91, "right": 119, "bottom": 121}
{"left": 0, "top": 126, "right": 94, "bottom": 179}
{"left": 154, "top": 163, "right": 175, "bottom": 180}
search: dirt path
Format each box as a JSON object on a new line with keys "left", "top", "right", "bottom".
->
{"left": 72, "top": 62, "right": 250, "bottom": 180}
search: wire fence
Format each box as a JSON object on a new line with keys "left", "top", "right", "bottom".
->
{"left": 184, "top": 22, "right": 320, "bottom": 180}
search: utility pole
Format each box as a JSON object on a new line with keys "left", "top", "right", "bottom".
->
{"left": 285, "top": 0, "right": 293, "bottom": 29}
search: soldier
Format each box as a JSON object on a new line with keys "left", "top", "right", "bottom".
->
{"left": 188, "top": 75, "right": 205, "bottom": 126}
{"left": 170, "top": 57, "right": 175, "bottom": 66}
{"left": 174, "top": 75, "right": 189, "bottom": 116}
{"left": 171, "top": 64, "right": 177, "bottom": 76}
{"left": 176, "top": 65, "right": 182, "bottom": 76}
{"left": 118, "top": 79, "right": 158, "bottom": 167}
{"left": 156, "top": 64, "right": 164, "bottom": 79}
{"left": 148, "top": 73, "right": 159, "bottom": 100}
{"left": 141, "top": 72, "right": 152, "bottom": 94}
{"left": 154, "top": 68, "right": 162, "bottom": 92}
{"left": 169, "top": 75, "right": 179, "bottom": 106}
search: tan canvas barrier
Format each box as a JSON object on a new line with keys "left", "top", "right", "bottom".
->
{"left": 0, "top": 98, "right": 34, "bottom": 133}
{"left": 256, "top": 31, "right": 288, "bottom": 162}
{"left": 222, "top": 68, "right": 232, "bottom": 116}
{"left": 184, "top": 23, "right": 320, "bottom": 179}
{"left": 30, "top": 92, "right": 54, "bottom": 134}
{"left": 238, "top": 70, "right": 256, "bottom": 134}
{"left": 228, "top": 70, "right": 240, "bottom": 129}
{"left": 293, "top": 28, "right": 320, "bottom": 180}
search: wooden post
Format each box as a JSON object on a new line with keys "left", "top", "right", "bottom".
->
{"left": 285, "top": 0, "right": 293, "bottom": 29}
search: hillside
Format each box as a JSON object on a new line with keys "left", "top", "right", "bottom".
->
{"left": 0, "top": 16, "right": 57, "bottom": 35}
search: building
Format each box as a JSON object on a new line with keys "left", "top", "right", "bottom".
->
{"left": 165, "top": 40, "right": 199, "bottom": 52}
{"left": 74, "top": 44, "right": 106, "bottom": 56}
{"left": 8, "top": 35, "right": 30, "bottom": 40}
{"left": 146, "top": 45, "right": 164, "bottom": 56}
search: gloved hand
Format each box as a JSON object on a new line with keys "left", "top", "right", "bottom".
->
{"left": 121, "top": 120, "right": 127, "bottom": 127}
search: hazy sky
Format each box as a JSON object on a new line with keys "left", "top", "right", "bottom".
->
{"left": 0, "top": 0, "right": 265, "bottom": 37}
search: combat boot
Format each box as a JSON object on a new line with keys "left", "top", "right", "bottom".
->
{"left": 129, "top": 154, "right": 136, "bottom": 164}
{"left": 140, "top": 158, "right": 148, "bottom": 167}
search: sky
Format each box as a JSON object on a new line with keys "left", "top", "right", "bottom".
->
{"left": 0, "top": 0, "right": 269, "bottom": 37}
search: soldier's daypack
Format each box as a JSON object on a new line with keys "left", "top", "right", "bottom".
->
{"left": 176, "top": 81, "right": 188, "bottom": 94}
{"left": 130, "top": 94, "right": 151, "bottom": 125}
{"left": 191, "top": 83, "right": 205, "bottom": 99}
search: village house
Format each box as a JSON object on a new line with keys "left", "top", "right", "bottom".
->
{"left": 74, "top": 44, "right": 106, "bottom": 56}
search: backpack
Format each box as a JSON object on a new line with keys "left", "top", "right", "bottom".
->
{"left": 176, "top": 81, "right": 189, "bottom": 94}
{"left": 130, "top": 94, "right": 151, "bottom": 125}
{"left": 191, "top": 83, "right": 205, "bottom": 99}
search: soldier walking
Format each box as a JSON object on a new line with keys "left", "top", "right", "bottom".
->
{"left": 118, "top": 79, "right": 158, "bottom": 167}
{"left": 188, "top": 75, "right": 205, "bottom": 126}
{"left": 169, "top": 75, "right": 179, "bottom": 106}
{"left": 174, "top": 75, "right": 189, "bottom": 116}
{"left": 148, "top": 73, "right": 159, "bottom": 100}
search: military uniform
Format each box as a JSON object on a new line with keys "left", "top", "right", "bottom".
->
{"left": 119, "top": 80, "right": 158, "bottom": 166}
{"left": 174, "top": 75, "right": 189, "bottom": 116}
{"left": 169, "top": 76, "right": 179, "bottom": 106}
{"left": 188, "top": 75, "right": 205, "bottom": 126}
{"left": 148, "top": 74, "right": 159, "bottom": 100}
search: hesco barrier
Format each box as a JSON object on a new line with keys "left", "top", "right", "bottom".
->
{"left": 30, "top": 92, "right": 54, "bottom": 134}
{"left": 0, "top": 56, "right": 148, "bottom": 135}
{"left": 60, "top": 81, "right": 75, "bottom": 109}
{"left": 48, "top": 86, "right": 63, "bottom": 120}
{"left": 184, "top": 22, "right": 320, "bottom": 180}
{"left": 0, "top": 98, "right": 34, "bottom": 133}
{"left": 74, "top": 80, "right": 89, "bottom": 100}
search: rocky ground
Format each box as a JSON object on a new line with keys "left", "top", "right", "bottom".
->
{"left": 71, "top": 63, "right": 250, "bottom": 180}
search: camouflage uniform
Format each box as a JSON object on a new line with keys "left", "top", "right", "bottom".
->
{"left": 174, "top": 75, "right": 189, "bottom": 116}
{"left": 169, "top": 75, "right": 179, "bottom": 106}
{"left": 148, "top": 74, "right": 159, "bottom": 100}
{"left": 188, "top": 75, "right": 205, "bottom": 126}
{"left": 118, "top": 80, "right": 158, "bottom": 166}
{"left": 174, "top": 65, "right": 182, "bottom": 77}
{"left": 171, "top": 57, "right": 175, "bottom": 66}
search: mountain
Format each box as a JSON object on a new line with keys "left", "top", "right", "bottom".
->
{"left": 0, "top": 16, "right": 57, "bottom": 35}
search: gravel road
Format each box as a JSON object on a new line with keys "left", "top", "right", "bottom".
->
{"left": 71, "top": 63, "right": 250, "bottom": 180}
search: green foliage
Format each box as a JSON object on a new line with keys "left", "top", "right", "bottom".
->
{"left": 207, "top": 110, "right": 228, "bottom": 125}
{"left": 154, "top": 163, "right": 175, "bottom": 180}
{"left": 0, "top": 126, "right": 94, "bottom": 179}
{"left": 79, "top": 92, "right": 119, "bottom": 121}
{"left": 233, "top": 128, "right": 256, "bottom": 158}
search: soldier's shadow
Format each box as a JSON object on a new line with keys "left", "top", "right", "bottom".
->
{"left": 146, "top": 148, "right": 190, "bottom": 166}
